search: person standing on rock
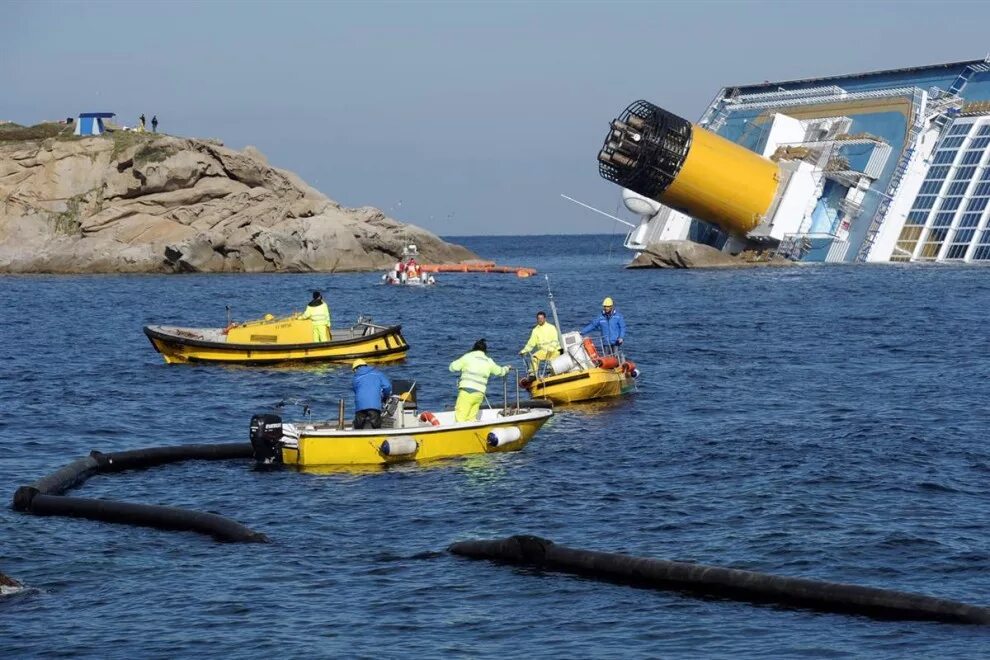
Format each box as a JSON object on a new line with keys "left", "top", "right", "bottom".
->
{"left": 582, "top": 297, "right": 626, "bottom": 354}
{"left": 139, "top": 114, "right": 146, "bottom": 132}
{"left": 151, "top": 115, "right": 158, "bottom": 133}
{"left": 299, "top": 291, "right": 332, "bottom": 342}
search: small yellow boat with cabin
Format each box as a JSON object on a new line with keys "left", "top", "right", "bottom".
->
{"left": 249, "top": 382, "right": 552, "bottom": 467}
{"left": 144, "top": 315, "right": 408, "bottom": 365}
{"left": 525, "top": 362, "right": 636, "bottom": 404}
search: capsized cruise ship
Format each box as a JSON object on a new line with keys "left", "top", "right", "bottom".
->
{"left": 599, "top": 58, "right": 990, "bottom": 263}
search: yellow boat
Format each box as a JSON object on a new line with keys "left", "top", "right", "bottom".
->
{"left": 521, "top": 332, "right": 639, "bottom": 404}
{"left": 249, "top": 402, "right": 553, "bottom": 467}
{"left": 144, "top": 316, "right": 408, "bottom": 365}
{"left": 526, "top": 364, "right": 636, "bottom": 404}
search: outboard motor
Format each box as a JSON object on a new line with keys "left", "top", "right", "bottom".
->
{"left": 250, "top": 413, "right": 283, "bottom": 464}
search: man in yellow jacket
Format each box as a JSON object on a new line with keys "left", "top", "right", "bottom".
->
{"left": 299, "top": 291, "right": 332, "bottom": 342}
{"left": 448, "top": 338, "right": 510, "bottom": 422}
{"left": 519, "top": 311, "right": 561, "bottom": 374}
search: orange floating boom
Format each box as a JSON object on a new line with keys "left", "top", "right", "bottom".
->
{"left": 420, "top": 264, "right": 537, "bottom": 277}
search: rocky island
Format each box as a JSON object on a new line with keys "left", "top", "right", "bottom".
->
{"left": 0, "top": 123, "right": 475, "bottom": 273}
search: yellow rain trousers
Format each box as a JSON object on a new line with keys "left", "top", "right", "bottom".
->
{"left": 454, "top": 390, "right": 485, "bottom": 423}
{"left": 301, "top": 301, "right": 332, "bottom": 343}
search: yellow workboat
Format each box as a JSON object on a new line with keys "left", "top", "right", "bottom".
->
{"left": 144, "top": 315, "right": 408, "bottom": 365}
{"left": 249, "top": 384, "right": 552, "bottom": 467}
{"left": 525, "top": 362, "right": 637, "bottom": 404}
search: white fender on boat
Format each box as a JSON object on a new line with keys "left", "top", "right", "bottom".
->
{"left": 487, "top": 426, "right": 522, "bottom": 447}
{"left": 381, "top": 436, "right": 418, "bottom": 456}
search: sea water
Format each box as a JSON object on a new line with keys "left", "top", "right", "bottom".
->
{"left": 1, "top": 234, "right": 988, "bottom": 657}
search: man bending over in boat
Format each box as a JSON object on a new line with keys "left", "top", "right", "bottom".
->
{"left": 449, "top": 339, "right": 510, "bottom": 422}
{"left": 299, "top": 291, "right": 332, "bottom": 342}
{"left": 519, "top": 311, "right": 561, "bottom": 374}
{"left": 352, "top": 359, "right": 392, "bottom": 429}
{"left": 582, "top": 297, "right": 626, "bottom": 354}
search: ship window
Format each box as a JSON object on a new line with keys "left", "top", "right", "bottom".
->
{"left": 914, "top": 195, "right": 937, "bottom": 210}
{"left": 933, "top": 150, "right": 957, "bottom": 165}
{"left": 907, "top": 210, "right": 928, "bottom": 224}
{"left": 941, "top": 136, "right": 966, "bottom": 149}
{"left": 979, "top": 125, "right": 990, "bottom": 137}
{"left": 974, "top": 182, "right": 990, "bottom": 196}
{"left": 920, "top": 180, "right": 944, "bottom": 195}
{"left": 927, "top": 166, "right": 950, "bottom": 180}
{"left": 953, "top": 228, "right": 976, "bottom": 244}
{"left": 961, "top": 150, "right": 984, "bottom": 165}
{"left": 953, "top": 166, "right": 977, "bottom": 181}
{"left": 980, "top": 169, "right": 990, "bottom": 182}
{"left": 949, "top": 123, "right": 972, "bottom": 136}
{"left": 933, "top": 211, "right": 955, "bottom": 226}
{"left": 945, "top": 243, "right": 969, "bottom": 259}
{"left": 966, "top": 198, "right": 988, "bottom": 212}
{"left": 960, "top": 212, "right": 983, "bottom": 227}
{"left": 970, "top": 137, "right": 990, "bottom": 149}
{"left": 938, "top": 197, "right": 962, "bottom": 211}
{"left": 947, "top": 181, "right": 970, "bottom": 195}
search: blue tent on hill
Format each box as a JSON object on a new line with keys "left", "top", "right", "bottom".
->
{"left": 74, "top": 112, "right": 115, "bottom": 136}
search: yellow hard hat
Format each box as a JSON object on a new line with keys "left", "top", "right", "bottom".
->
{"left": 602, "top": 297, "right": 614, "bottom": 307}
{"left": 351, "top": 359, "right": 368, "bottom": 370}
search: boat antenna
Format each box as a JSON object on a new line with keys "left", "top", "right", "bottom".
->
{"left": 545, "top": 274, "right": 564, "bottom": 349}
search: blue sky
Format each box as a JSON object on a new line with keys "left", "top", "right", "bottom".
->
{"left": 4, "top": 1, "right": 990, "bottom": 236}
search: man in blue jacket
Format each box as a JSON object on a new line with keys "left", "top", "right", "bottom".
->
{"left": 581, "top": 297, "right": 626, "bottom": 353}
{"left": 351, "top": 359, "right": 392, "bottom": 429}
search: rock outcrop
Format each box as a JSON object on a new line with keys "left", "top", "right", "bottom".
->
{"left": 0, "top": 124, "right": 475, "bottom": 273}
{"left": 627, "top": 240, "right": 793, "bottom": 269}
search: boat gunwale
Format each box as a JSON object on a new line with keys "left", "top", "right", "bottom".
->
{"left": 289, "top": 408, "right": 553, "bottom": 438}
{"left": 143, "top": 323, "right": 405, "bottom": 352}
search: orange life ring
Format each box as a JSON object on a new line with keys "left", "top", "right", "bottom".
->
{"left": 582, "top": 337, "right": 600, "bottom": 361}
{"left": 419, "top": 411, "right": 441, "bottom": 427}
{"left": 621, "top": 360, "right": 638, "bottom": 375}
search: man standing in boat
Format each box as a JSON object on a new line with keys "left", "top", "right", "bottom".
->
{"left": 582, "top": 297, "right": 626, "bottom": 354}
{"left": 519, "top": 311, "right": 561, "bottom": 374}
{"left": 351, "top": 359, "right": 392, "bottom": 429}
{"left": 299, "top": 291, "right": 332, "bottom": 342}
{"left": 449, "top": 339, "right": 510, "bottom": 422}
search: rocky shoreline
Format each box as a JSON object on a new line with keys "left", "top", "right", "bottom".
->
{"left": 627, "top": 240, "right": 795, "bottom": 269}
{"left": 0, "top": 124, "right": 475, "bottom": 273}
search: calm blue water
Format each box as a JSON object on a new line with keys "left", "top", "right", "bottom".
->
{"left": 1, "top": 234, "right": 989, "bottom": 658}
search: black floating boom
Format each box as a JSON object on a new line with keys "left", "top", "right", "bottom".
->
{"left": 448, "top": 535, "right": 990, "bottom": 625}
{"left": 12, "top": 443, "right": 266, "bottom": 543}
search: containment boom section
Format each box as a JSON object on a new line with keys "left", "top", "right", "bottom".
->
{"left": 599, "top": 100, "right": 781, "bottom": 237}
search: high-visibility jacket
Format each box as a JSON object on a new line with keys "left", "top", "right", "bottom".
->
{"left": 448, "top": 350, "right": 508, "bottom": 393}
{"left": 352, "top": 365, "right": 392, "bottom": 412}
{"left": 301, "top": 301, "right": 331, "bottom": 328}
{"left": 582, "top": 310, "right": 626, "bottom": 346}
{"left": 522, "top": 323, "right": 560, "bottom": 354}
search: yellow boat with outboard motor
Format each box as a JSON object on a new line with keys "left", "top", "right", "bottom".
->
{"left": 520, "top": 277, "right": 640, "bottom": 404}
{"left": 249, "top": 381, "right": 552, "bottom": 467}
{"left": 524, "top": 361, "right": 636, "bottom": 404}
{"left": 144, "top": 315, "right": 408, "bottom": 365}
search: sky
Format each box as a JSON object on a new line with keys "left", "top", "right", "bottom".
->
{"left": 4, "top": 0, "right": 990, "bottom": 236}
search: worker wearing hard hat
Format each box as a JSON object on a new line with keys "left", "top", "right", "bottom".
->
{"left": 449, "top": 339, "right": 510, "bottom": 422}
{"left": 299, "top": 291, "right": 332, "bottom": 342}
{"left": 582, "top": 297, "right": 626, "bottom": 353}
{"left": 351, "top": 359, "right": 392, "bottom": 429}
{"left": 519, "top": 311, "right": 561, "bottom": 374}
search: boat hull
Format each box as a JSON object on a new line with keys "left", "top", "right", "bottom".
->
{"left": 527, "top": 367, "right": 635, "bottom": 404}
{"left": 281, "top": 409, "right": 552, "bottom": 466}
{"left": 144, "top": 325, "right": 408, "bottom": 365}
